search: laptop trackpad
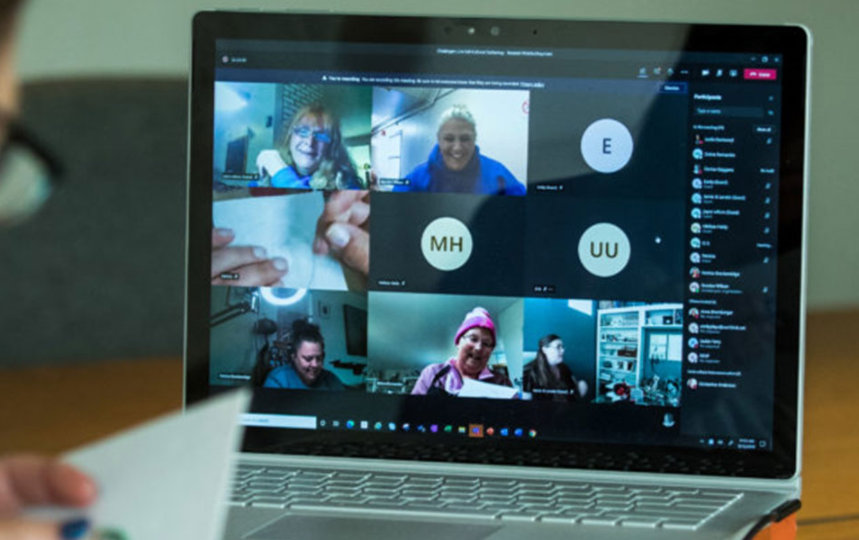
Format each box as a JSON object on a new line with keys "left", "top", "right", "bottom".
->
{"left": 247, "top": 514, "right": 500, "bottom": 540}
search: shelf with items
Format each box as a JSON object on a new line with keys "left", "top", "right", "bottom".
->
{"left": 595, "top": 304, "right": 683, "bottom": 405}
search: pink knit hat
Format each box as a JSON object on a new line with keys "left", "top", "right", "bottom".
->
{"left": 454, "top": 307, "right": 496, "bottom": 345}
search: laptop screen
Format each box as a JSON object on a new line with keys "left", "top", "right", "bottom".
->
{"left": 188, "top": 13, "right": 807, "bottom": 479}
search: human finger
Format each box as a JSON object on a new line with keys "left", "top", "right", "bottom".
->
{"left": 325, "top": 222, "right": 369, "bottom": 276}
{"left": 0, "top": 457, "right": 96, "bottom": 512}
{"left": 211, "top": 228, "right": 235, "bottom": 249}
{"left": 336, "top": 200, "right": 370, "bottom": 228}
{"left": 211, "top": 258, "right": 288, "bottom": 286}
{"left": 314, "top": 191, "right": 369, "bottom": 254}
{"left": 211, "top": 245, "right": 269, "bottom": 278}
{"left": 0, "top": 518, "right": 63, "bottom": 540}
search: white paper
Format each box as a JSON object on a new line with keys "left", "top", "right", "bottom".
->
{"left": 457, "top": 377, "right": 519, "bottom": 399}
{"left": 213, "top": 192, "right": 348, "bottom": 290}
{"left": 51, "top": 389, "right": 250, "bottom": 540}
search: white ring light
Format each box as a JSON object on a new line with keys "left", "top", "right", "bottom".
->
{"left": 260, "top": 287, "right": 307, "bottom": 306}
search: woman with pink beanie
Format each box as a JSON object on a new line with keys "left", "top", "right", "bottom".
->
{"left": 411, "top": 307, "right": 513, "bottom": 396}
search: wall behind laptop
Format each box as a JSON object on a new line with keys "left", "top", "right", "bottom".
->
{"left": 15, "top": 0, "right": 858, "bottom": 313}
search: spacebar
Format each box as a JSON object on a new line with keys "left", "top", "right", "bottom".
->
{"left": 291, "top": 502, "right": 492, "bottom": 520}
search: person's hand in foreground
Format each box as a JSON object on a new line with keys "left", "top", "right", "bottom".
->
{"left": 313, "top": 190, "right": 369, "bottom": 276}
{"left": 211, "top": 228, "right": 289, "bottom": 286}
{"left": 0, "top": 455, "right": 97, "bottom": 540}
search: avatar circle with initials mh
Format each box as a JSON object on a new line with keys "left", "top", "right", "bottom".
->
{"left": 577, "top": 222, "right": 631, "bottom": 277}
{"left": 421, "top": 217, "right": 473, "bottom": 271}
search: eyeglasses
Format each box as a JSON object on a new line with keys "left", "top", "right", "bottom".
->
{"left": 292, "top": 125, "right": 332, "bottom": 144}
{"left": 0, "top": 115, "right": 63, "bottom": 225}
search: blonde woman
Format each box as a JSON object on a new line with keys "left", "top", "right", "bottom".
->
{"left": 256, "top": 103, "right": 363, "bottom": 190}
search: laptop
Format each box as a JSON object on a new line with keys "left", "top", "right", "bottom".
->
{"left": 185, "top": 11, "right": 809, "bottom": 539}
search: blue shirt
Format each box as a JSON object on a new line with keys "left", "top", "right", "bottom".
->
{"left": 263, "top": 363, "right": 345, "bottom": 391}
{"left": 396, "top": 145, "right": 526, "bottom": 196}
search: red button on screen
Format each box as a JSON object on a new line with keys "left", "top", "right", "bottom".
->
{"left": 744, "top": 68, "right": 778, "bottom": 80}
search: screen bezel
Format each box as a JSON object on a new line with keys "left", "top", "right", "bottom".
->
{"left": 186, "top": 11, "right": 807, "bottom": 480}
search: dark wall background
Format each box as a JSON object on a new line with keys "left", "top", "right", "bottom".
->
{"left": 0, "top": 79, "right": 187, "bottom": 365}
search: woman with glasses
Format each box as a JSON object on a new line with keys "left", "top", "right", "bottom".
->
{"left": 522, "top": 334, "right": 588, "bottom": 402}
{"left": 411, "top": 307, "right": 514, "bottom": 396}
{"left": 0, "top": 1, "right": 101, "bottom": 537}
{"left": 256, "top": 103, "right": 363, "bottom": 190}
{"left": 395, "top": 104, "right": 525, "bottom": 196}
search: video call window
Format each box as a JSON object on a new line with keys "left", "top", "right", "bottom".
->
{"left": 371, "top": 87, "right": 529, "bottom": 196}
{"left": 366, "top": 291, "right": 524, "bottom": 399}
{"left": 209, "top": 78, "right": 689, "bottom": 408}
{"left": 213, "top": 82, "right": 372, "bottom": 191}
{"left": 209, "top": 286, "right": 367, "bottom": 390}
{"left": 212, "top": 190, "right": 369, "bottom": 292}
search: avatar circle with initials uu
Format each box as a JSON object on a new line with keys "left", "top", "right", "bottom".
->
{"left": 577, "top": 222, "right": 631, "bottom": 277}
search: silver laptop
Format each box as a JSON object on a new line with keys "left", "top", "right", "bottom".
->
{"left": 185, "top": 11, "right": 810, "bottom": 539}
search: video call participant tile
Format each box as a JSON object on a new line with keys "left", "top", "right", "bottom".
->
{"left": 370, "top": 87, "right": 530, "bottom": 196}
{"left": 527, "top": 85, "right": 686, "bottom": 201}
{"left": 524, "top": 197, "right": 685, "bottom": 301}
{"left": 212, "top": 82, "right": 372, "bottom": 192}
{"left": 369, "top": 192, "right": 525, "bottom": 297}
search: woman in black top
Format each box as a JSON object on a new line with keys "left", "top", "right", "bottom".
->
{"left": 522, "top": 334, "right": 588, "bottom": 402}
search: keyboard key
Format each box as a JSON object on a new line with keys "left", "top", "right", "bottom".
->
{"left": 516, "top": 482, "right": 554, "bottom": 490}
{"left": 333, "top": 472, "right": 368, "bottom": 482}
{"left": 363, "top": 488, "right": 399, "bottom": 496}
{"left": 480, "top": 480, "right": 517, "bottom": 489}
{"left": 401, "top": 489, "right": 438, "bottom": 498}
{"left": 580, "top": 516, "right": 622, "bottom": 526}
{"left": 439, "top": 488, "right": 476, "bottom": 497}
{"left": 591, "top": 485, "right": 626, "bottom": 493}
{"left": 628, "top": 487, "right": 663, "bottom": 495}
{"left": 516, "top": 505, "right": 557, "bottom": 513}
{"left": 500, "top": 511, "right": 543, "bottom": 522}
{"left": 401, "top": 496, "right": 438, "bottom": 503}
{"left": 666, "top": 488, "right": 700, "bottom": 496}
{"left": 326, "top": 496, "right": 369, "bottom": 505}
{"left": 559, "top": 504, "right": 596, "bottom": 513}
{"left": 662, "top": 519, "right": 702, "bottom": 530}
{"left": 444, "top": 479, "right": 479, "bottom": 487}
{"left": 481, "top": 505, "right": 523, "bottom": 515}
{"left": 557, "top": 497, "right": 594, "bottom": 506}
{"left": 673, "top": 497, "right": 733, "bottom": 506}
{"left": 403, "top": 500, "right": 446, "bottom": 509}
{"left": 249, "top": 497, "right": 289, "bottom": 508}
{"left": 260, "top": 466, "right": 295, "bottom": 475}
{"left": 287, "top": 497, "right": 332, "bottom": 507}
{"left": 539, "top": 514, "right": 578, "bottom": 524}
{"left": 367, "top": 499, "right": 406, "bottom": 508}
{"left": 620, "top": 518, "right": 662, "bottom": 528}
{"left": 324, "top": 487, "right": 360, "bottom": 496}
{"left": 517, "top": 496, "right": 554, "bottom": 505}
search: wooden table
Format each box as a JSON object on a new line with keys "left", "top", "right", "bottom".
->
{"left": 1, "top": 310, "right": 857, "bottom": 538}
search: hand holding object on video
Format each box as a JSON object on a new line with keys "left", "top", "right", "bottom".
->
{"left": 0, "top": 455, "right": 97, "bottom": 539}
{"left": 256, "top": 149, "right": 287, "bottom": 179}
{"left": 313, "top": 190, "right": 369, "bottom": 276}
{"left": 211, "top": 228, "right": 289, "bottom": 286}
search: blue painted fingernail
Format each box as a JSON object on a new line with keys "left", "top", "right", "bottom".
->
{"left": 60, "top": 517, "right": 91, "bottom": 539}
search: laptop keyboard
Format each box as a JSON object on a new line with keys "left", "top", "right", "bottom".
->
{"left": 230, "top": 464, "right": 741, "bottom": 531}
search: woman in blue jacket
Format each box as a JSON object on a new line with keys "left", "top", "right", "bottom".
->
{"left": 397, "top": 105, "right": 526, "bottom": 196}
